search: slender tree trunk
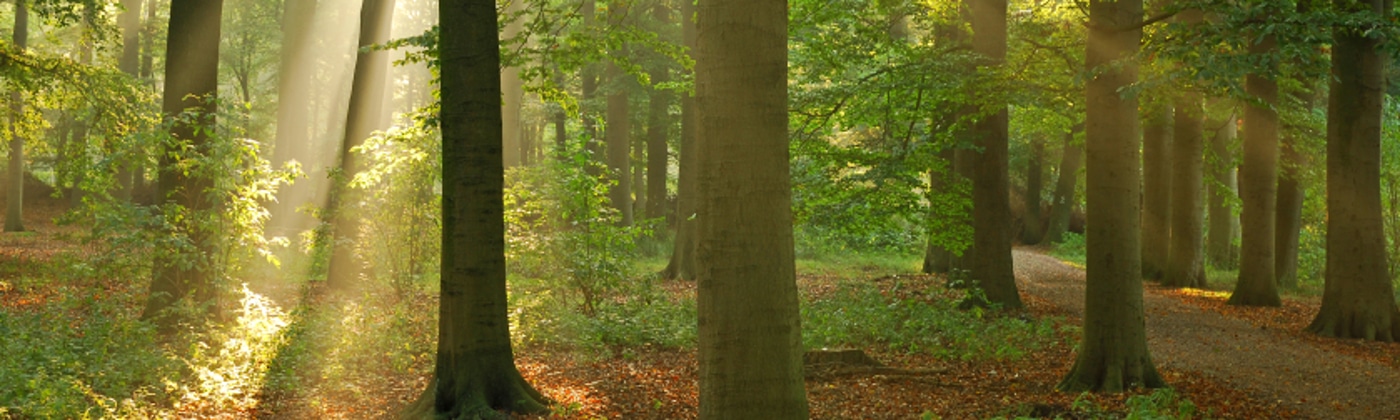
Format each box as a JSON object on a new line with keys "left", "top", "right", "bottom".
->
{"left": 1275, "top": 128, "right": 1306, "bottom": 289}
{"left": 268, "top": 0, "right": 318, "bottom": 235}
{"left": 632, "top": 122, "right": 646, "bottom": 217}
{"left": 553, "top": 69, "right": 568, "bottom": 161}
{"left": 1229, "top": 33, "right": 1282, "bottom": 306}
{"left": 923, "top": 147, "right": 957, "bottom": 273}
{"left": 1058, "top": 0, "right": 1165, "bottom": 392}
{"left": 406, "top": 0, "right": 550, "bottom": 415}
{"left": 1205, "top": 109, "right": 1239, "bottom": 269}
{"left": 1141, "top": 103, "right": 1171, "bottom": 280}
{"left": 142, "top": 0, "right": 224, "bottom": 330}
{"left": 1021, "top": 136, "right": 1045, "bottom": 245}
{"left": 967, "top": 0, "right": 1020, "bottom": 308}
{"left": 5, "top": 0, "right": 27, "bottom": 233}
{"left": 113, "top": 0, "right": 142, "bottom": 201}
{"left": 141, "top": 0, "right": 157, "bottom": 82}
{"left": 1307, "top": 0, "right": 1400, "bottom": 340}
{"left": 501, "top": 0, "right": 525, "bottom": 169}
{"left": 661, "top": 0, "right": 697, "bottom": 280}
{"left": 1163, "top": 94, "right": 1206, "bottom": 289}
{"left": 646, "top": 67, "right": 670, "bottom": 221}
{"left": 325, "top": 0, "right": 396, "bottom": 289}
{"left": 695, "top": 0, "right": 808, "bottom": 416}
{"left": 1045, "top": 128, "right": 1082, "bottom": 244}
{"left": 605, "top": 1, "right": 633, "bottom": 227}
{"left": 581, "top": 0, "right": 601, "bottom": 177}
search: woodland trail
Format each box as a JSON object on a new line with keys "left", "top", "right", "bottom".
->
{"left": 1013, "top": 249, "right": 1400, "bottom": 420}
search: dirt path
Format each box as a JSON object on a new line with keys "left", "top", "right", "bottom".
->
{"left": 1013, "top": 249, "right": 1400, "bottom": 420}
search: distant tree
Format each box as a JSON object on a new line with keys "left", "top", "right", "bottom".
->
{"left": 1205, "top": 106, "right": 1238, "bottom": 269}
{"left": 1058, "top": 0, "right": 1165, "bottom": 392}
{"left": 694, "top": 0, "right": 808, "bottom": 416}
{"left": 661, "top": 0, "right": 696, "bottom": 281}
{"left": 605, "top": 1, "right": 633, "bottom": 227}
{"left": 268, "top": 0, "right": 319, "bottom": 235}
{"left": 1021, "top": 136, "right": 1045, "bottom": 245}
{"left": 1043, "top": 128, "right": 1081, "bottom": 244}
{"left": 1140, "top": 103, "right": 1171, "bottom": 280}
{"left": 115, "top": 0, "right": 142, "bottom": 200}
{"left": 142, "top": 0, "right": 224, "bottom": 329}
{"left": 968, "top": 0, "right": 1021, "bottom": 308}
{"left": 405, "top": 0, "right": 551, "bottom": 416}
{"left": 1163, "top": 94, "right": 1206, "bottom": 289}
{"left": 325, "top": 0, "right": 396, "bottom": 289}
{"left": 5, "top": 0, "right": 28, "bottom": 233}
{"left": 1307, "top": 0, "right": 1400, "bottom": 340}
{"left": 502, "top": 0, "right": 525, "bottom": 168}
{"left": 644, "top": 1, "right": 671, "bottom": 221}
{"left": 1229, "top": 28, "right": 1281, "bottom": 307}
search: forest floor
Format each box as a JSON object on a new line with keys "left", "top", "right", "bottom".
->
{"left": 4, "top": 200, "right": 1400, "bottom": 419}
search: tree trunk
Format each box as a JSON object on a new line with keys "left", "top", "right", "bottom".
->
{"left": 114, "top": 0, "right": 142, "bottom": 201}
{"left": 1205, "top": 109, "right": 1239, "bottom": 269}
{"left": 1045, "top": 128, "right": 1082, "bottom": 244}
{"left": 923, "top": 147, "right": 957, "bottom": 273}
{"left": 694, "top": 0, "right": 808, "bottom": 417}
{"left": 581, "top": 0, "right": 601, "bottom": 177}
{"left": 1163, "top": 94, "right": 1206, "bottom": 289}
{"left": 141, "top": 0, "right": 156, "bottom": 81}
{"left": 554, "top": 69, "right": 569, "bottom": 161}
{"left": 142, "top": 0, "right": 224, "bottom": 330}
{"left": 1307, "top": 1, "right": 1400, "bottom": 341}
{"left": 269, "top": 0, "right": 318, "bottom": 235}
{"left": 501, "top": 0, "right": 525, "bottom": 169}
{"left": 1021, "top": 136, "right": 1045, "bottom": 245}
{"left": 5, "top": 0, "right": 27, "bottom": 233}
{"left": 606, "top": 67, "right": 632, "bottom": 226}
{"left": 1140, "top": 103, "right": 1171, "bottom": 280}
{"left": 1057, "top": 0, "right": 1165, "bottom": 392}
{"left": 406, "top": 1, "right": 550, "bottom": 415}
{"left": 661, "top": 0, "right": 697, "bottom": 280}
{"left": 967, "top": 0, "right": 1021, "bottom": 309}
{"left": 646, "top": 67, "right": 670, "bottom": 221}
{"left": 1275, "top": 128, "right": 1306, "bottom": 289}
{"left": 1228, "top": 33, "right": 1282, "bottom": 306}
{"left": 325, "top": 0, "right": 396, "bottom": 289}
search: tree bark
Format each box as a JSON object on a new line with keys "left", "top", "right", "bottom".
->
{"left": 113, "top": 0, "right": 142, "bottom": 201}
{"left": 5, "top": 0, "right": 27, "bottom": 233}
{"left": 1205, "top": 109, "right": 1239, "bottom": 269}
{"left": 1021, "top": 136, "right": 1045, "bottom": 245}
{"left": 1044, "top": 128, "right": 1082, "bottom": 244}
{"left": 661, "top": 0, "right": 696, "bottom": 281}
{"left": 1307, "top": 0, "right": 1400, "bottom": 341}
{"left": 1229, "top": 33, "right": 1281, "bottom": 306}
{"left": 581, "top": 0, "right": 602, "bottom": 177}
{"left": 1057, "top": 0, "right": 1165, "bottom": 392}
{"left": 967, "top": 0, "right": 1021, "bottom": 309}
{"left": 406, "top": 1, "right": 550, "bottom": 415}
{"left": 1163, "top": 94, "right": 1206, "bottom": 289}
{"left": 695, "top": 0, "right": 808, "bottom": 416}
{"left": 1140, "top": 103, "right": 1171, "bottom": 280}
{"left": 142, "top": 0, "right": 224, "bottom": 330}
{"left": 325, "top": 0, "right": 396, "bottom": 289}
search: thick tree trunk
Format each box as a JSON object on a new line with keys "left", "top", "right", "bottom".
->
{"left": 1140, "top": 103, "right": 1171, "bottom": 280}
{"left": 406, "top": 1, "right": 549, "bottom": 415}
{"left": 143, "top": 0, "right": 224, "bottom": 330}
{"left": 1058, "top": 0, "right": 1165, "bottom": 392}
{"left": 1205, "top": 109, "right": 1239, "bottom": 269}
{"left": 1307, "top": 5, "right": 1400, "bottom": 341}
{"left": 967, "top": 0, "right": 1021, "bottom": 309}
{"left": 1229, "top": 34, "right": 1282, "bottom": 306}
{"left": 269, "top": 0, "right": 318, "bottom": 235}
{"left": 5, "top": 0, "right": 27, "bottom": 233}
{"left": 1044, "top": 128, "right": 1082, "bottom": 244}
{"left": 325, "top": 0, "right": 396, "bottom": 289}
{"left": 694, "top": 0, "right": 808, "bottom": 417}
{"left": 646, "top": 67, "right": 670, "bottom": 220}
{"left": 1163, "top": 95, "right": 1206, "bottom": 289}
{"left": 661, "top": 0, "right": 697, "bottom": 280}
